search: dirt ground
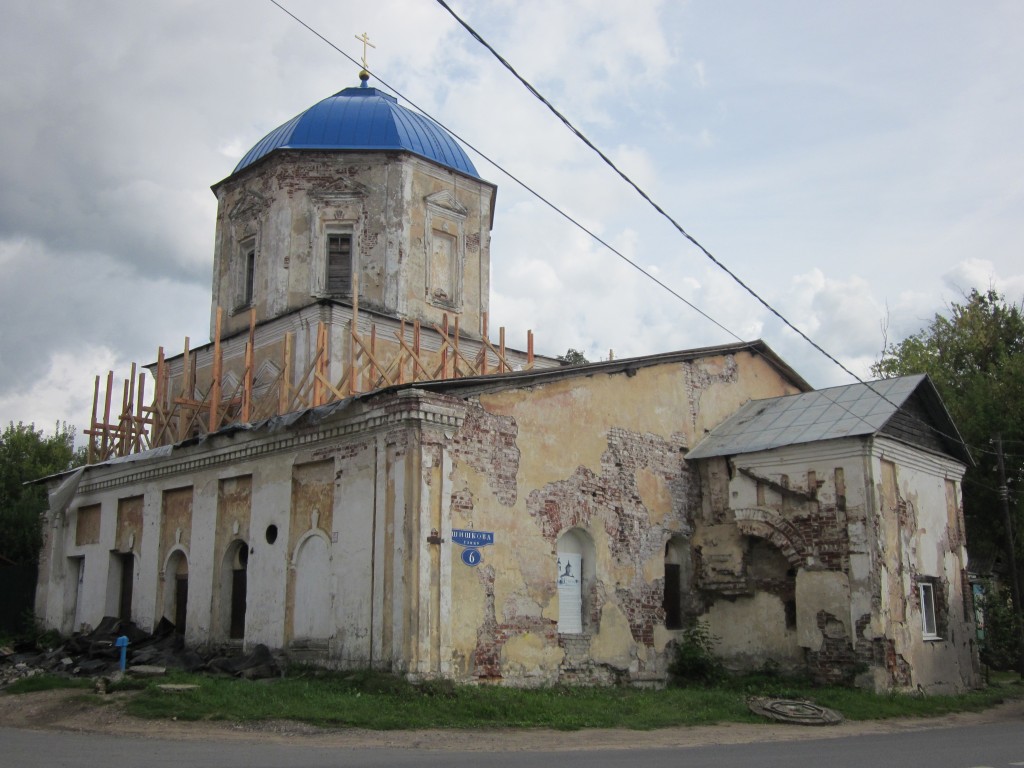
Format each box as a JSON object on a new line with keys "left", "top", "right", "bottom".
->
{"left": 0, "top": 688, "right": 1022, "bottom": 752}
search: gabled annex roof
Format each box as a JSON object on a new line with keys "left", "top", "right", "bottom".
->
{"left": 686, "top": 374, "right": 972, "bottom": 465}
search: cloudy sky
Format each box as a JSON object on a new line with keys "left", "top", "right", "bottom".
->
{"left": 2, "top": 0, "right": 1022, "bottom": 441}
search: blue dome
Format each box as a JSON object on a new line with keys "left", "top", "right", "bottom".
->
{"left": 233, "top": 86, "right": 480, "bottom": 178}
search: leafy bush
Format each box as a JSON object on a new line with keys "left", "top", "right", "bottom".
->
{"left": 978, "top": 580, "right": 1022, "bottom": 672}
{"left": 668, "top": 620, "right": 725, "bottom": 687}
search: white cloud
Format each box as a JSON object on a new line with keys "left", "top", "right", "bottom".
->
{"left": 693, "top": 60, "right": 707, "bottom": 89}
{"left": 2, "top": 0, "right": 1023, "bottom": 433}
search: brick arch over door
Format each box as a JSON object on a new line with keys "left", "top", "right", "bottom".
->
{"left": 732, "top": 508, "right": 809, "bottom": 569}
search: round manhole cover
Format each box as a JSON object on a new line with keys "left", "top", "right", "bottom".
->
{"left": 747, "top": 697, "right": 844, "bottom": 725}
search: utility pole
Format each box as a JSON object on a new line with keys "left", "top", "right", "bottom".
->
{"left": 995, "top": 434, "right": 1024, "bottom": 678}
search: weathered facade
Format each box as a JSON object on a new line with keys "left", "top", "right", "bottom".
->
{"left": 36, "top": 75, "right": 980, "bottom": 692}
{"left": 687, "top": 377, "right": 979, "bottom": 692}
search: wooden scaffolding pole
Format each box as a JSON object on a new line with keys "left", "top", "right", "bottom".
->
{"left": 242, "top": 307, "right": 256, "bottom": 423}
{"left": 208, "top": 308, "right": 223, "bottom": 433}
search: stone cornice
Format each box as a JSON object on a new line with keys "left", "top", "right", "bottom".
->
{"left": 77, "top": 391, "right": 465, "bottom": 494}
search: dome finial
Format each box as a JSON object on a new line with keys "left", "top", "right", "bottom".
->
{"left": 355, "top": 32, "right": 376, "bottom": 88}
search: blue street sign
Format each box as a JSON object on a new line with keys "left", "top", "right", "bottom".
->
{"left": 451, "top": 529, "right": 494, "bottom": 548}
{"left": 461, "top": 548, "right": 482, "bottom": 567}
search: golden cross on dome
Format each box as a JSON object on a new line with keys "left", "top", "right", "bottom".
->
{"left": 355, "top": 32, "right": 376, "bottom": 71}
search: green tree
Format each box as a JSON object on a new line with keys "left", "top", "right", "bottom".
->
{"left": 0, "top": 422, "right": 82, "bottom": 565}
{"left": 557, "top": 348, "right": 590, "bottom": 366}
{"left": 873, "top": 289, "right": 1024, "bottom": 669}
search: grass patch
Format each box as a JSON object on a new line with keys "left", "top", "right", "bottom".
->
{"left": 4, "top": 675, "right": 95, "bottom": 694}
{"left": 7, "top": 666, "right": 1020, "bottom": 730}
{"left": 117, "top": 669, "right": 1024, "bottom": 731}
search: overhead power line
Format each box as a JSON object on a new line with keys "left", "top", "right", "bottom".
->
{"left": 267, "top": 1, "right": 980, "bottom": 457}
{"left": 431, "top": 0, "right": 864, "bottom": 387}
{"left": 266, "top": 0, "right": 743, "bottom": 343}
{"left": 429, "top": 0, "right": 996, "bottom": 458}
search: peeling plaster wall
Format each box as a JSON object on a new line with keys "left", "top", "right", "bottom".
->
{"left": 36, "top": 390, "right": 467, "bottom": 673}
{"left": 870, "top": 437, "right": 977, "bottom": 693}
{"left": 694, "top": 435, "right": 977, "bottom": 692}
{"left": 440, "top": 351, "right": 801, "bottom": 685}
{"left": 210, "top": 152, "right": 494, "bottom": 341}
{"left": 694, "top": 439, "right": 869, "bottom": 684}
{"left": 37, "top": 352, "right": 815, "bottom": 685}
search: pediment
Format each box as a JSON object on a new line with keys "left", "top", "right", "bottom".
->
{"left": 310, "top": 175, "right": 370, "bottom": 201}
{"left": 229, "top": 189, "right": 270, "bottom": 221}
{"left": 425, "top": 190, "right": 468, "bottom": 218}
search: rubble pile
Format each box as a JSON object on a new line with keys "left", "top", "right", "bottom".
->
{"left": 0, "top": 616, "right": 280, "bottom": 688}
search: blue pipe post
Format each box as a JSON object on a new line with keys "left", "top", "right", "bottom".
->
{"left": 115, "top": 635, "right": 129, "bottom": 672}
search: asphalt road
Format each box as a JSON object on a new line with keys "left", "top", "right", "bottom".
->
{"left": 1, "top": 720, "right": 1022, "bottom": 768}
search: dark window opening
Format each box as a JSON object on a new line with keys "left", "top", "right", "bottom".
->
{"left": 664, "top": 562, "right": 682, "bottom": 629}
{"left": 118, "top": 553, "right": 134, "bottom": 622}
{"left": 174, "top": 576, "right": 188, "bottom": 635}
{"left": 243, "top": 248, "right": 256, "bottom": 306}
{"left": 230, "top": 567, "right": 247, "bottom": 640}
{"left": 784, "top": 599, "right": 797, "bottom": 629}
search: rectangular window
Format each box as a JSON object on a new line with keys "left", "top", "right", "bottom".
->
{"left": 920, "top": 582, "right": 939, "bottom": 639}
{"left": 326, "top": 234, "right": 353, "bottom": 296}
{"left": 243, "top": 248, "right": 256, "bottom": 307}
{"left": 234, "top": 240, "right": 256, "bottom": 311}
{"left": 664, "top": 563, "right": 682, "bottom": 629}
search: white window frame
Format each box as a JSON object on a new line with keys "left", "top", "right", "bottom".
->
{"left": 919, "top": 582, "right": 940, "bottom": 640}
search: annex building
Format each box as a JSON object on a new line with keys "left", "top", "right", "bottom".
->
{"left": 35, "top": 70, "right": 980, "bottom": 693}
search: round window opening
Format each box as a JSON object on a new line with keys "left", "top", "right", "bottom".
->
{"left": 265, "top": 524, "right": 279, "bottom": 545}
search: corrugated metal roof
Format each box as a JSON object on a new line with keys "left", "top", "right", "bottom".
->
{"left": 686, "top": 375, "right": 931, "bottom": 459}
{"left": 232, "top": 86, "right": 480, "bottom": 178}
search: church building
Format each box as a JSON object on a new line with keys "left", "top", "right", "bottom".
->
{"left": 35, "top": 69, "right": 980, "bottom": 693}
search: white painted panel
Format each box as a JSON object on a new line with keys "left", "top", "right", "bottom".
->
{"left": 294, "top": 535, "right": 332, "bottom": 640}
{"left": 557, "top": 552, "right": 582, "bottom": 634}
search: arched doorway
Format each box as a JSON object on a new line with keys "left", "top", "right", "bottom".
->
{"left": 218, "top": 540, "right": 248, "bottom": 640}
{"left": 663, "top": 536, "right": 689, "bottom": 630}
{"left": 164, "top": 550, "right": 189, "bottom": 634}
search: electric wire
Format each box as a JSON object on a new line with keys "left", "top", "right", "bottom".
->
{"left": 266, "top": 0, "right": 742, "bottom": 344}
{"left": 268, "top": 0, "right": 977, "bottom": 460}
{"left": 268, "top": 1, "right": 1005, "bottom": 469}
{"left": 265, "top": 1, "right": 900, "bottom": 443}
{"left": 432, "top": 0, "right": 862, "bottom": 386}
{"left": 429, "top": 0, "right": 1005, "bottom": 461}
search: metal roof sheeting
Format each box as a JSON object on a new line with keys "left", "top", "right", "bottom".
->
{"left": 232, "top": 86, "right": 480, "bottom": 178}
{"left": 686, "top": 375, "right": 950, "bottom": 460}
